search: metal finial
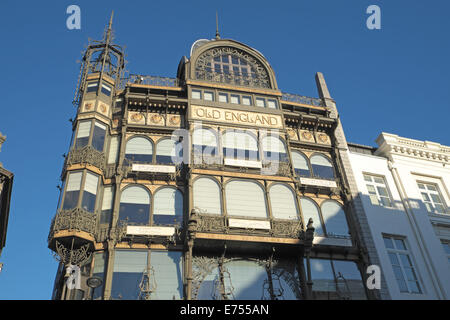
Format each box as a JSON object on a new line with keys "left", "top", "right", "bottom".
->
{"left": 215, "top": 11, "right": 220, "bottom": 40}
{"left": 104, "top": 11, "right": 114, "bottom": 44}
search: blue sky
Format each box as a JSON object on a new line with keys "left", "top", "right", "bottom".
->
{"left": 0, "top": 0, "right": 449, "bottom": 299}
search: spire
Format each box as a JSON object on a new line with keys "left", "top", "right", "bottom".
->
{"left": 104, "top": 11, "right": 114, "bottom": 44}
{"left": 215, "top": 11, "right": 220, "bottom": 40}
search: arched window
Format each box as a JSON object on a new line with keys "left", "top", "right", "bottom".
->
{"left": 310, "top": 154, "right": 335, "bottom": 180}
{"left": 291, "top": 151, "right": 311, "bottom": 177}
{"left": 193, "top": 128, "right": 219, "bottom": 162}
{"left": 222, "top": 131, "right": 259, "bottom": 161}
{"left": 225, "top": 180, "right": 267, "bottom": 218}
{"left": 194, "top": 47, "right": 271, "bottom": 88}
{"left": 156, "top": 138, "right": 183, "bottom": 164}
{"left": 300, "top": 198, "right": 323, "bottom": 235}
{"left": 261, "top": 136, "right": 288, "bottom": 163}
{"left": 269, "top": 184, "right": 299, "bottom": 220}
{"left": 193, "top": 177, "right": 222, "bottom": 215}
{"left": 125, "top": 136, "right": 153, "bottom": 163}
{"left": 321, "top": 201, "right": 349, "bottom": 238}
{"left": 119, "top": 185, "right": 150, "bottom": 224}
{"left": 153, "top": 187, "right": 183, "bottom": 226}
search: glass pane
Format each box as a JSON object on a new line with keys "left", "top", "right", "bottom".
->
{"left": 417, "top": 183, "right": 425, "bottom": 190}
{"left": 434, "top": 204, "right": 445, "bottom": 214}
{"left": 218, "top": 93, "right": 228, "bottom": 103}
{"left": 383, "top": 237, "right": 394, "bottom": 249}
{"left": 426, "top": 184, "right": 437, "bottom": 192}
{"left": 403, "top": 267, "right": 417, "bottom": 281}
{"left": 224, "top": 260, "right": 268, "bottom": 300}
{"left": 242, "top": 96, "right": 252, "bottom": 105}
{"left": 111, "top": 250, "right": 148, "bottom": 300}
{"left": 421, "top": 193, "right": 430, "bottom": 202}
{"left": 366, "top": 185, "right": 376, "bottom": 194}
{"left": 81, "top": 191, "right": 97, "bottom": 212}
{"left": 192, "top": 90, "right": 201, "bottom": 99}
{"left": 374, "top": 177, "right": 384, "bottom": 184}
{"left": 369, "top": 194, "right": 380, "bottom": 206}
{"left": 204, "top": 92, "right": 214, "bottom": 101}
{"left": 377, "top": 186, "right": 389, "bottom": 197}
{"left": 363, "top": 175, "right": 372, "bottom": 182}
{"left": 388, "top": 253, "right": 400, "bottom": 266}
{"left": 398, "top": 254, "right": 411, "bottom": 267}
{"left": 430, "top": 194, "right": 443, "bottom": 204}
{"left": 92, "top": 124, "right": 106, "bottom": 152}
{"left": 380, "top": 197, "right": 392, "bottom": 207}
{"left": 392, "top": 266, "right": 408, "bottom": 292}
{"left": 394, "top": 239, "right": 406, "bottom": 251}
{"left": 150, "top": 251, "right": 183, "bottom": 300}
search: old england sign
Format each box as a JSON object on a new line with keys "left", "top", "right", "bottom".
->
{"left": 190, "top": 105, "right": 283, "bottom": 129}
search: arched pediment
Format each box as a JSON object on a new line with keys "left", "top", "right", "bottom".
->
{"left": 189, "top": 40, "right": 278, "bottom": 90}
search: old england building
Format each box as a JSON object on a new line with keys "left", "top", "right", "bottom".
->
{"left": 48, "top": 16, "right": 390, "bottom": 300}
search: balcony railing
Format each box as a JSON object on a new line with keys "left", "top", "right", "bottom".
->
{"left": 64, "top": 146, "right": 106, "bottom": 172}
{"left": 120, "top": 74, "right": 181, "bottom": 89}
{"left": 281, "top": 92, "right": 325, "bottom": 107}
{"left": 48, "top": 207, "right": 98, "bottom": 242}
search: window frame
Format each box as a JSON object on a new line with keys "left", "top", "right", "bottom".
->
{"left": 363, "top": 173, "right": 394, "bottom": 208}
{"left": 73, "top": 119, "right": 108, "bottom": 152}
{"left": 310, "top": 153, "right": 336, "bottom": 181}
{"left": 383, "top": 235, "right": 422, "bottom": 294}
{"left": 61, "top": 170, "right": 101, "bottom": 213}
{"left": 417, "top": 181, "right": 447, "bottom": 215}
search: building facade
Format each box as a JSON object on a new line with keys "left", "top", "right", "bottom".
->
{"left": 348, "top": 133, "right": 450, "bottom": 299}
{"left": 0, "top": 132, "right": 14, "bottom": 260}
{"left": 48, "top": 17, "right": 379, "bottom": 300}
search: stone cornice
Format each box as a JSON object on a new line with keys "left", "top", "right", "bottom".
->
{"left": 375, "top": 132, "right": 450, "bottom": 164}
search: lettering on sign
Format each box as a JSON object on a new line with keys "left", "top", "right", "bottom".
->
{"left": 126, "top": 226, "right": 176, "bottom": 236}
{"left": 228, "top": 219, "right": 271, "bottom": 230}
{"left": 131, "top": 164, "right": 176, "bottom": 173}
{"left": 191, "top": 105, "right": 283, "bottom": 129}
{"left": 299, "top": 177, "right": 337, "bottom": 188}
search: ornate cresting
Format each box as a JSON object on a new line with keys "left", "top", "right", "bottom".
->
{"left": 64, "top": 146, "right": 106, "bottom": 173}
{"left": 194, "top": 46, "right": 270, "bottom": 89}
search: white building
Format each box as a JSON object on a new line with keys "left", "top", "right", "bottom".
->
{"left": 348, "top": 133, "right": 450, "bottom": 300}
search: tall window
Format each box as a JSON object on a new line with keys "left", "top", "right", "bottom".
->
{"left": 100, "top": 186, "right": 114, "bottom": 225}
{"left": 62, "top": 171, "right": 99, "bottom": 213}
{"left": 119, "top": 186, "right": 150, "bottom": 224}
{"left": 125, "top": 136, "right": 153, "bottom": 163}
{"left": 310, "top": 154, "right": 335, "bottom": 180}
{"left": 75, "top": 121, "right": 92, "bottom": 149}
{"left": 300, "top": 198, "right": 323, "bottom": 236}
{"left": 383, "top": 236, "right": 421, "bottom": 294}
{"left": 107, "top": 136, "right": 120, "bottom": 164}
{"left": 307, "top": 259, "right": 366, "bottom": 300}
{"left": 291, "top": 151, "right": 311, "bottom": 177}
{"left": 111, "top": 250, "right": 183, "bottom": 300}
{"left": 269, "top": 184, "right": 299, "bottom": 220}
{"left": 192, "top": 128, "right": 218, "bottom": 160}
{"left": 261, "top": 135, "right": 288, "bottom": 163}
{"left": 156, "top": 138, "right": 183, "bottom": 165}
{"left": 225, "top": 180, "right": 267, "bottom": 218}
{"left": 153, "top": 187, "right": 183, "bottom": 226}
{"left": 81, "top": 172, "right": 99, "bottom": 212}
{"left": 320, "top": 201, "right": 350, "bottom": 238}
{"left": 92, "top": 122, "right": 107, "bottom": 152}
{"left": 74, "top": 120, "right": 107, "bottom": 152}
{"left": 62, "top": 172, "right": 82, "bottom": 210}
{"left": 92, "top": 252, "right": 107, "bottom": 299}
{"left": 193, "top": 177, "right": 222, "bottom": 215}
{"left": 417, "top": 182, "right": 446, "bottom": 214}
{"left": 222, "top": 131, "right": 259, "bottom": 161}
{"left": 364, "top": 174, "right": 392, "bottom": 207}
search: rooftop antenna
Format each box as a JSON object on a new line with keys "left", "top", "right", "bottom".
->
{"left": 215, "top": 11, "right": 220, "bottom": 40}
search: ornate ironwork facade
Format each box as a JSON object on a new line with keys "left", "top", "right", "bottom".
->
{"left": 48, "top": 14, "right": 374, "bottom": 301}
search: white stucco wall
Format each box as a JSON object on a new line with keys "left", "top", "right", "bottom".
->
{"left": 348, "top": 147, "right": 450, "bottom": 300}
